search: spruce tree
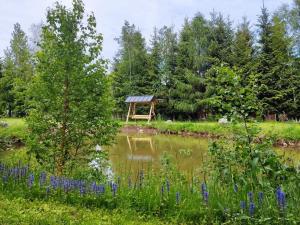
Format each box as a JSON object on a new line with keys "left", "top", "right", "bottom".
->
{"left": 0, "top": 23, "right": 33, "bottom": 117}
{"left": 232, "top": 17, "right": 255, "bottom": 84}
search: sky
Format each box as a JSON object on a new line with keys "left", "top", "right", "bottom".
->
{"left": 0, "top": 0, "right": 293, "bottom": 62}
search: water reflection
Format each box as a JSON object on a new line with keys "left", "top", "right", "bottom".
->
{"left": 107, "top": 133, "right": 209, "bottom": 173}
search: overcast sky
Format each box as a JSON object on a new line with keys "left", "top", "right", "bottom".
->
{"left": 0, "top": 0, "right": 293, "bottom": 62}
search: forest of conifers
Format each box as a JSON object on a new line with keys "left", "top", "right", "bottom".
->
{"left": 1, "top": 1, "right": 300, "bottom": 121}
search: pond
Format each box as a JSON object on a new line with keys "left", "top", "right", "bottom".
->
{"left": 108, "top": 131, "right": 300, "bottom": 174}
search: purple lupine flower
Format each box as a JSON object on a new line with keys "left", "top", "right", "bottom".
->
{"left": 240, "top": 201, "right": 246, "bottom": 210}
{"left": 50, "top": 176, "right": 58, "bottom": 189}
{"left": 248, "top": 192, "right": 253, "bottom": 202}
{"left": 258, "top": 192, "right": 264, "bottom": 206}
{"left": 234, "top": 184, "right": 238, "bottom": 193}
{"left": 39, "top": 172, "right": 47, "bottom": 187}
{"left": 91, "top": 182, "right": 97, "bottom": 193}
{"left": 80, "top": 185, "right": 85, "bottom": 196}
{"left": 99, "top": 184, "right": 105, "bottom": 194}
{"left": 112, "top": 183, "right": 117, "bottom": 197}
{"left": 28, "top": 173, "right": 34, "bottom": 188}
{"left": 201, "top": 182, "right": 206, "bottom": 195}
{"left": 176, "top": 192, "right": 180, "bottom": 204}
{"left": 166, "top": 180, "right": 170, "bottom": 193}
{"left": 203, "top": 191, "right": 209, "bottom": 204}
{"left": 161, "top": 185, "right": 164, "bottom": 196}
{"left": 276, "top": 187, "right": 286, "bottom": 210}
{"left": 249, "top": 202, "right": 255, "bottom": 216}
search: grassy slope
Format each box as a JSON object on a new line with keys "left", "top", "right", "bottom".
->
{"left": 0, "top": 194, "right": 166, "bottom": 225}
{"left": 2, "top": 118, "right": 300, "bottom": 142}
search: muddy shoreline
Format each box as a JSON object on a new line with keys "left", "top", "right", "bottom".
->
{"left": 121, "top": 125, "right": 300, "bottom": 148}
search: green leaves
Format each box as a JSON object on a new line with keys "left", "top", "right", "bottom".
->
{"left": 26, "top": 0, "right": 118, "bottom": 175}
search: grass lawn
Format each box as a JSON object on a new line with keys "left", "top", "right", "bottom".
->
{"left": 2, "top": 118, "right": 300, "bottom": 142}
{"left": 0, "top": 193, "right": 166, "bottom": 225}
{"left": 124, "top": 120, "right": 300, "bottom": 141}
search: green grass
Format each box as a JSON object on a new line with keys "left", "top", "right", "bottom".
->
{"left": 2, "top": 118, "right": 300, "bottom": 143}
{"left": 0, "top": 118, "right": 27, "bottom": 140}
{"left": 124, "top": 120, "right": 300, "bottom": 142}
{"left": 0, "top": 193, "right": 166, "bottom": 225}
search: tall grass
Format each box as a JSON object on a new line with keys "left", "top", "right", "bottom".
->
{"left": 1, "top": 160, "right": 299, "bottom": 224}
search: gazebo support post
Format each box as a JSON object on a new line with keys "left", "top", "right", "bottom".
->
{"left": 148, "top": 102, "right": 154, "bottom": 123}
{"left": 126, "top": 102, "right": 132, "bottom": 123}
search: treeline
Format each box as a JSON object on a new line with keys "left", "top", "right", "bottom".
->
{"left": 111, "top": 2, "right": 300, "bottom": 120}
{"left": 0, "top": 1, "right": 300, "bottom": 121}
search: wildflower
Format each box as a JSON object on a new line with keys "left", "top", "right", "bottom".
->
{"left": 201, "top": 182, "right": 207, "bottom": 195}
{"left": 203, "top": 191, "right": 209, "bottom": 204}
{"left": 249, "top": 202, "right": 255, "bottom": 216}
{"left": 39, "top": 172, "right": 47, "bottom": 187}
{"left": 95, "top": 144, "right": 102, "bottom": 152}
{"left": 276, "top": 187, "right": 286, "bottom": 210}
{"left": 166, "top": 180, "right": 170, "bottom": 193}
{"left": 176, "top": 192, "right": 180, "bottom": 204}
{"left": 89, "top": 159, "right": 100, "bottom": 170}
{"left": 240, "top": 201, "right": 246, "bottom": 210}
{"left": 80, "top": 185, "right": 85, "bottom": 196}
{"left": 112, "top": 183, "right": 117, "bottom": 197}
{"left": 161, "top": 185, "right": 164, "bottom": 196}
{"left": 248, "top": 192, "right": 253, "bottom": 202}
{"left": 28, "top": 173, "right": 34, "bottom": 188}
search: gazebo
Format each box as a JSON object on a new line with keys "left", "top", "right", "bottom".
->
{"left": 125, "top": 95, "right": 157, "bottom": 123}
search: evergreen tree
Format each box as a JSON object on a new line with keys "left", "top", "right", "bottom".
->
{"left": 256, "top": 7, "right": 294, "bottom": 118}
{"left": 0, "top": 23, "right": 33, "bottom": 117}
{"left": 207, "top": 12, "right": 234, "bottom": 66}
{"left": 27, "top": 0, "right": 117, "bottom": 174}
{"left": 170, "top": 15, "right": 209, "bottom": 119}
{"left": 256, "top": 7, "right": 277, "bottom": 117}
{"left": 0, "top": 55, "right": 15, "bottom": 117}
{"left": 111, "top": 21, "right": 153, "bottom": 116}
{"left": 232, "top": 17, "right": 255, "bottom": 84}
{"left": 148, "top": 26, "right": 178, "bottom": 118}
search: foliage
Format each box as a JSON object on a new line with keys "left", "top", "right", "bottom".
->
{"left": 0, "top": 23, "right": 33, "bottom": 117}
{"left": 111, "top": 21, "right": 155, "bottom": 115}
{"left": 0, "top": 194, "right": 164, "bottom": 225}
{"left": 26, "top": 0, "right": 118, "bottom": 175}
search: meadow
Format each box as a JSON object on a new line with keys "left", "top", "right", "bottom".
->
{"left": 1, "top": 118, "right": 300, "bottom": 224}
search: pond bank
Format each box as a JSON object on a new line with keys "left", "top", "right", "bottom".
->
{"left": 122, "top": 123, "right": 300, "bottom": 148}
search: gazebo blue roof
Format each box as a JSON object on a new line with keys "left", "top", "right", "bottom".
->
{"left": 125, "top": 95, "right": 155, "bottom": 103}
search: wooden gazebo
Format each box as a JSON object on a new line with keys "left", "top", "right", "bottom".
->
{"left": 125, "top": 95, "right": 157, "bottom": 123}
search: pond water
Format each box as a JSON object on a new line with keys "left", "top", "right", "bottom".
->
{"left": 108, "top": 132, "right": 209, "bottom": 173}
{"left": 108, "top": 132, "right": 300, "bottom": 173}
